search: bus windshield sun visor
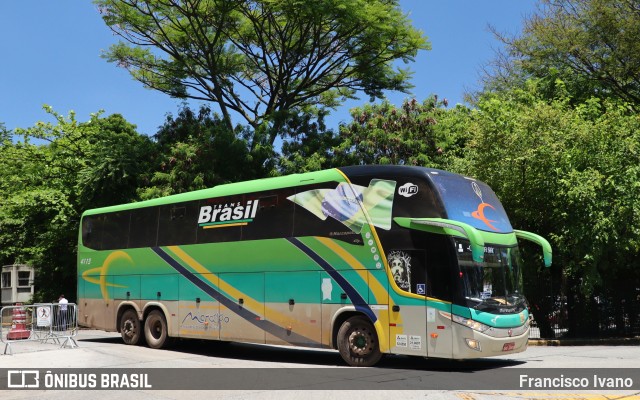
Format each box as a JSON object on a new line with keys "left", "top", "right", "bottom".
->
{"left": 514, "top": 229, "right": 553, "bottom": 268}
{"left": 393, "top": 217, "right": 485, "bottom": 264}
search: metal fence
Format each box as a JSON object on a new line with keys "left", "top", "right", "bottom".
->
{"left": 0, "top": 303, "right": 78, "bottom": 355}
{"left": 529, "top": 296, "right": 640, "bottom": 339}
{"left": 529, "top": 309, "right": 568, "bottom": 340}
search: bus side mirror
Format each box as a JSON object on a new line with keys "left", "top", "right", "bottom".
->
{"left": 514, "top": 230, "right": 552, "bottom": 267}
{"left": 394, "top": 217, "right": 485, "bottom": 264}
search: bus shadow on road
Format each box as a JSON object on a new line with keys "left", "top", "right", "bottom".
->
{"left": 79, "top": 336, "right": 524, "bottom": 371}
{"left": 167, "top": 339, "right": 525, "bottom": 371}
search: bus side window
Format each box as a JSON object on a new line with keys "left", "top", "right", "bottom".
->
{"left": 129, "top": 207, "right": 160, "bottom": 249}
{"left": 242, "top": 190, "right": 294, "bottom": 241}
{"left": 82, "top": 215, "right": 103, "bottom": 250}
{"left": 102, "top": 211, "right": 130, "bottom": 250}
{"left": 387, "top": 249, "right": 427, "bottom": 295}
{"left": 158, "top": 201, "right": 199, "bottom": 246}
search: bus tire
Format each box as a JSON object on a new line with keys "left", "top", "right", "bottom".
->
{"left": 144, "top": 310, "right": 170, "bottom": 349}
{"left": 120, "top": 309, "right": 142, "bottom": 345}
{"left": 337, "top": 316, "right": 382, "bottom": 367}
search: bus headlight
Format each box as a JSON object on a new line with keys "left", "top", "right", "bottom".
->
{"left": 465, "top": 338, "right": 482, "bottom": 351}
{"left": 451, "top": 315, "right": 490, "bottom": 333}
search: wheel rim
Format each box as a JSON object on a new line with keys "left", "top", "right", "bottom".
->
{"left": 348, "top": 326, "right": 374, "bottom": 356}
{"left": 123, "top": 319, "right": 136, "bottom": 338}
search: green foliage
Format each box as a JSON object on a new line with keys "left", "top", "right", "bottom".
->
{"left": 0, "top": 122, "right": 8, "bottom": 142}
{"left": 139, "top": 104, "right": 256, "bottom": 199}
{"left": 332, "top": 97, "right": 469, "bottom": 169}
{"left": 76, "top": 114, "right": 156, "bottom": 209}
{"left": 96, "top": 0, "right": 429, "bottom": 147}
{"left": 0, "top": 189, "right": 76, "bottom": 302}
{"left": 0, "top": 107, "right": 155, "bottom": 301}
{"left": 479, "top": 0, "right": 640, "bottom": 334}
{"left": 488, "top": 0, "right": 640, "bottom": 108}
{"left": 463, "top": 81, "right": 640, "bottom": 334}
{"left": 10, "top": 108, "right": 155, "bottom": 210}
{"left": 278, "top": 110, "right": 339, "bottom": 174}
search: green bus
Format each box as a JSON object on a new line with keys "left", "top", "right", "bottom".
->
{"left": 77, "top": 165, "right": 551, "bottom": 366}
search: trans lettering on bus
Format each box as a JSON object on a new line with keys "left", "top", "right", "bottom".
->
{"left": 197, "top": 199, "right": 259, "bottom": 228}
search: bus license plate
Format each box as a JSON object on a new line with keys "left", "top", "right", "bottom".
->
{"left": 502, "top": 342, "right": 515, "bottom": 351}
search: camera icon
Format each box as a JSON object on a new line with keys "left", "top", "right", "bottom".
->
{"left": 8, "top": 370, "right": 40, "bottom": 388}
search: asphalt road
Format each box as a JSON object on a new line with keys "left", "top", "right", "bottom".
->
{"left": 1, "top": 330, "right": 639, "bottom": 400}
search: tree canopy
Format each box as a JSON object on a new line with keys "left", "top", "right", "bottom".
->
{"left": 96, "top": 0, "right": 429, "bottom": 146}
{"left": 486, "top": 0, "right": 640, "bottom": 108}
{"left": 332, "top": 97, "right": 469, "bottom": 168}
{"left": 139, "top": 104, "right": 257, "bottom": 199}
{"left": 0, "top": 108, "right": 155, "bottom": 301}
{"left": 462, "top": 81, "right": 640, "bottom": 335}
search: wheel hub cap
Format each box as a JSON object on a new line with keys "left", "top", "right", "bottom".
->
{"left": 348, "top": 329, "right": 371, "bottom": 356}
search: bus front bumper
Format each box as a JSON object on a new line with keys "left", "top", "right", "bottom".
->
{"left": 452, "top": 324, "right": 530, "bottom": 359}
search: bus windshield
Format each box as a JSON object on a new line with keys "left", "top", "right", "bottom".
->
{"left": 429, "top": 173, "right": 513, "bottom": 234}
{"left": 454, "top": 238, "right": 526, "bottom": 313}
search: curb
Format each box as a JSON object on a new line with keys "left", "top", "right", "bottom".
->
{"left": 529, "top": 337, "right": 640, "bottom": 346}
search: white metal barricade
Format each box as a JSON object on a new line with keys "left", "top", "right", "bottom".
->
{"left": 0, "top": 303, "right": 78, "bottom": 355}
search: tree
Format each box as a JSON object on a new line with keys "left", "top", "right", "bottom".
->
{"left": 277, "top": 109, "right": 339, "bottom": 174}
{"left": 96, "top": 0, "right": 429, "bottom": 147}
{"left": 331, "top": 97, "right": 468, "bottom": 169}
{"left": 76, "top": 114, "right": 156, "bottom": 209}
{"left": 0, "top": 107, "right": 155, "bottom": 301}
{"left": 463, "top": 81, "right": 640, "bottom": 336}
{"left": 0, "top": 122, "right": 8, "bottom": 142}
{"left": 486, "top": 0, "right": 640, "bottom": 108}
{"left": 0, "top": 189, "right": 77, "bottom": 302}
{"left": 476, "top": 0, "right": 640, "bottom": 335}
{"left": 139, "top": 104, "right": 256, "bottom": 199}
{"left": 11, "top": 108, "right": 155, "bottom": 210}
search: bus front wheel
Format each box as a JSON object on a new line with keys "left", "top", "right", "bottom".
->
{"left": 337, "top": 316, "right": 382, "bottom": 367}
{"left": 120, "top": 309, "right": 142, "bottom": 345}
{"left": 144, "top": 310, "right": 171, "bottom": 349}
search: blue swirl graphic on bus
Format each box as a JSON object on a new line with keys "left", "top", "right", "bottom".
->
{"left": 288, "top": 180, "right": 396, "bottom": 234}
{"left": 321, "top": 183, "right": 362, "bottom": 222}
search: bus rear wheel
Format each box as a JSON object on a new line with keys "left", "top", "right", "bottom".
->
{"left": 144, "top": 310, "right": 170, "bottom": 349}
{"left": 120, "top": 309, "right": 142, "bottom": 345}
{"left": 337, "top": 316, "right": 382, "bottom": 367}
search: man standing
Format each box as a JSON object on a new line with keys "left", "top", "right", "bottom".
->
{"left": 58, "top": 294, "right": 68, "bottom": 331}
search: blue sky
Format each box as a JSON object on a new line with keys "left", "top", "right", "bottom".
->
{"left": 0, "top": 1, "right": 536, "bottom": 137}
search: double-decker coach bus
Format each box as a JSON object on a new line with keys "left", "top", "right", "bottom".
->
{"left": 77, "top": 165, "right": 551, "bottom": 366}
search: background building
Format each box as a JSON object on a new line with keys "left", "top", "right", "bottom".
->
{"left": 1, "top": 264, "right": 34, "bottom": 306}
